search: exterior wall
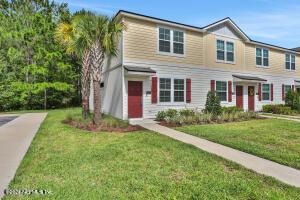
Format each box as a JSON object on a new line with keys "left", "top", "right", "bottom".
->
{"left": 123, "top": 15, "right": 300, "bottom": 77}
{"left": 100, "top": 66, "right": 123, "bottom": 119}
{"left": 123, "top": 16, "right": 204, "bottom": 66}
{"left": 123, "top": 61, "right": 296, "bottom": 119}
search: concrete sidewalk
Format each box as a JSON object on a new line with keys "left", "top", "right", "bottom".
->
{"left": 0, "top": 113, "right": 47, "bottom": 199}
{"left": 260, "top": 114, "right": 300, "bottom": 122}
{"left": 140, "top": 122, "right": 300, "bottom": 188}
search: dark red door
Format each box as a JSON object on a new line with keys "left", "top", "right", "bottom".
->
{"left": 128, "top": 81, "right": 143, "bottom": 118}
{"left": 236, "top": 85, "right": 243, "bottom": 109}
{"left": 248, "top": 86, "right": 255, "bottom": 111}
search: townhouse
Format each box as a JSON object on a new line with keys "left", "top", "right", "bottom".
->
{"left": 90, "top": 10, "right": 300, "bottom": 120}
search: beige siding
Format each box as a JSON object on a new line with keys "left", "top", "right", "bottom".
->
{"left": 123, "top": 16, "right": 204, "bottom": 66}
{"left": 203, "top": 33, "right": 246, "bottom": 71}
{"left": 123, "top": 16, "right": 300, "bottom": 76}
{"left": 245, "top": 43, "right": 300, "bottom": 76}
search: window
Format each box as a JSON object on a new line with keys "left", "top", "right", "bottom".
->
{"left": 159, "top": 28, "right": 171, "bottom": 53}
{"left": 174, "top": 79, "right": 184, "bottom": 102}
{"left": 158, "top": 27, "right": 184, "bottom": 55}
{"left": 256, "top": 48, "right": 269, "bottom": 67}
{"left": 284, "top": 85, "right": 292, "bottom": 95}
{"left": 173, "top": 31, "right": 184, "bottom": 54}
{"left": 262, "top": 84, "right": 270, "bottom": 101}
{"left": 216, "top": 81, "right": 227, "bottom": 101}
{"left": 159, "top": 78, "right": 185, "bottom": 103}
{"left": 216, "top": 40, "right": 234, "bottom": 62}
{"left": 159, "top": 78, "right": 171, "bottom": 102}
{"left": 286, "top": 54, "right": 296, "bottom": 70}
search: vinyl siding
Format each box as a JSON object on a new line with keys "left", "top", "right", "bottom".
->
{"left": 123, "top": 16, "right": 204, "bottom": 66}
{"left": 123, "top": 61, "right": 296, "bottom": 119}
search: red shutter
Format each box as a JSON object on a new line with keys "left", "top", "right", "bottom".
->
{"left": 228, "top": 81, "right": 232, "bottom": 102}
{"left": 211, "top": 80, "right": 215, "bottom": 92}
{"left": 186, "top": 78, "right": 191, "bottom": 103}
{"left": 282, "top": 84, "right": 285, "bottom": 101}
{"left": 258, "top": 83, "right": 262, "bottom": 101}
{"left": 271, "top": 84, "right": 274, "bottom": 101}
{"left": 151, "top": 77, "right": 157, "bottom": 104}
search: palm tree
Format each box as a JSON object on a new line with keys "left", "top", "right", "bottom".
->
{"left": 77, "top": 14, "right": 123, "bottom": 125}
{"left": 55, "top": 11, "right": 94, "bottom": 119}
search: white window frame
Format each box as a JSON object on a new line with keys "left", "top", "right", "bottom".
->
{"left": 215, "top": 81, "right": 228, "bottom": 102}
{"left": 262, "top": 83, "right": 271, "bottom": 101}
{"left": 256, "top": 47, "right": 269, "bottom": 67}
{"left": 285, "top": 53, "right": 296, "bottom": 71}
{"left": 216, "top": 38, "right": 235, "bottom": 64}
{"left": 158, "top": 77, "right": 186, "bottom": 105}
{"left": 157, "top": 26, "right": 185, "bottom": 57}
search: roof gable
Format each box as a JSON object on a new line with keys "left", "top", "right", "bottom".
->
{"left": 203, "top": 18, "right": 250, "bottom": 41}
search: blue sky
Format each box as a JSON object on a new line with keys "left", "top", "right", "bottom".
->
{"left": 55, "top": 0, "right": 300, "bottom": 49}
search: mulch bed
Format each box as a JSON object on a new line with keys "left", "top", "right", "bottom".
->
{"left": 63, "top": 119, "right": 144, "bottom": 132}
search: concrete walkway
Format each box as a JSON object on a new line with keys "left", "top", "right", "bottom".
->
{"left": 260, "top": 114, "right": 300, "bottom": 122}
{"left": 140, "top": 122, "right": 300, "bottom": 188}
{"left": 0, "top": 113, "right": 47, "bottom": 199}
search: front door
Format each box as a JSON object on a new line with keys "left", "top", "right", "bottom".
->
{"left": 128, "top": 81, "right": 143, "bottom": 118}
{"left": 236, "top": 85, "right": 243, "bottom": 109}
{"left": 248, "top": 86, "right": 255, "bottom": 111}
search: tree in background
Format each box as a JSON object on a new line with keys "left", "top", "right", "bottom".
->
{"left": 56, "top": 10, "right": 94, "bottom": 119}
{"left": 0, "top": 0, "right": 80, "bottom": 111}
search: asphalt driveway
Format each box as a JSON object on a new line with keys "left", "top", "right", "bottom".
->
{"left": 0, "top": 116, "right": 18, "bottom": 127}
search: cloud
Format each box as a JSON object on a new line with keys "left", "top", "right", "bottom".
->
{"left": 233, "top": 5, "right": 300, "bottom": 47}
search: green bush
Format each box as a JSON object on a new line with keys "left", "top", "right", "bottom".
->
{"left": 262, "top": 104, "right": 293, "bottom": 115}
{"left": 285, "top": 90, "right": 300, "bottom": 111}
{"left": 156, "top": 111, "right": 166, "bottom": 121}
{"left": 165, "top": 109, "right": 178, "bottom": 119}
{"left": 204, "top": 91, "right": 222, "bottom": 116}
{"left": 179, "top": 109, "right": 195, "bottom": 117}
{"left": 222, "top": 106, "right": 243, "bottom": 114}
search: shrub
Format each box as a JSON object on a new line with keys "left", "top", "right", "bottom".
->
{"left": 222, "top": 106, "right": 243, "bottom": 114}
{"left": 165, "top": 109, "right": 178, "bottom": 120}
{"left": 156, "top": 111, "right": 166, "bottom": 121}
{"left": 285, "top": 90, "right": 300, "bottom": 111}
{"left": 179, "top": 108, "right": 195, "bottom": 117}
{"left": 204, "top": 91, "right": 222, "bottom": 116}
{"left": 262, "top": 104, "right": 293, "bottom": 115}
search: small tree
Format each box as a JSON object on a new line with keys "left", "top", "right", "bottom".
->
{"left": 285, "top": 90, "right": 300, "bottom": 111}
{"left": 204, "top": 91, "right": 222, "bottom": 116}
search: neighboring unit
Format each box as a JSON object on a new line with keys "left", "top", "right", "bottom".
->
{"left": 90, "top": 10, "right": 300, "bottom": 120}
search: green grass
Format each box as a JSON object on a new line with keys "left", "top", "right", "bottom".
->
{"left": 4, "top": 109, "right": 300, "bottom": 199}
{"left": 176, "top": 119, "right": 300, "bottom": 170}
{"left": 66, "top": 111, "right": 130, "bottom": 128}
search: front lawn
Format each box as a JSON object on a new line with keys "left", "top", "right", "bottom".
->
{"left": 4, "top": 109, "right": 300, "bottom": 199}
{"left": 176, "top": 119, "right": 300, "bottom": 169}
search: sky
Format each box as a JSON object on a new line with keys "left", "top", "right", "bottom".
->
{"left": 55, "top": 0, "right": 300, "bottom": 49}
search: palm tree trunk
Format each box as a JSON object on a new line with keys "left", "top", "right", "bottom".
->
{"left": 90, "top": 41, "right": 104, "bottom": 125}
{"left": 81, "top": 50, "right": 91, "bottom": 119}
{"left": 93, "top": 80, "right": 101, "bottom": 124}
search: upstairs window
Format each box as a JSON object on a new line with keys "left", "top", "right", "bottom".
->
{"left": 158, "top": 27, "right": 184, "bottom": 55}
{"left": 216, "top": 40, "right": 234, "bottom": 62}
{"left": 216, "top": 81, "right": 227, "bottom": 101}
{"left": 286, "top": 54, "right": 296, "bottom": 70}
{"left": 262, "top": 84, "right": 270, "bottom": 101}
{"left": 159, "top": 28, "right": 171, "bottom": 53}
{"left": 256, "top": 48, "right": 269, "bottom": 67}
